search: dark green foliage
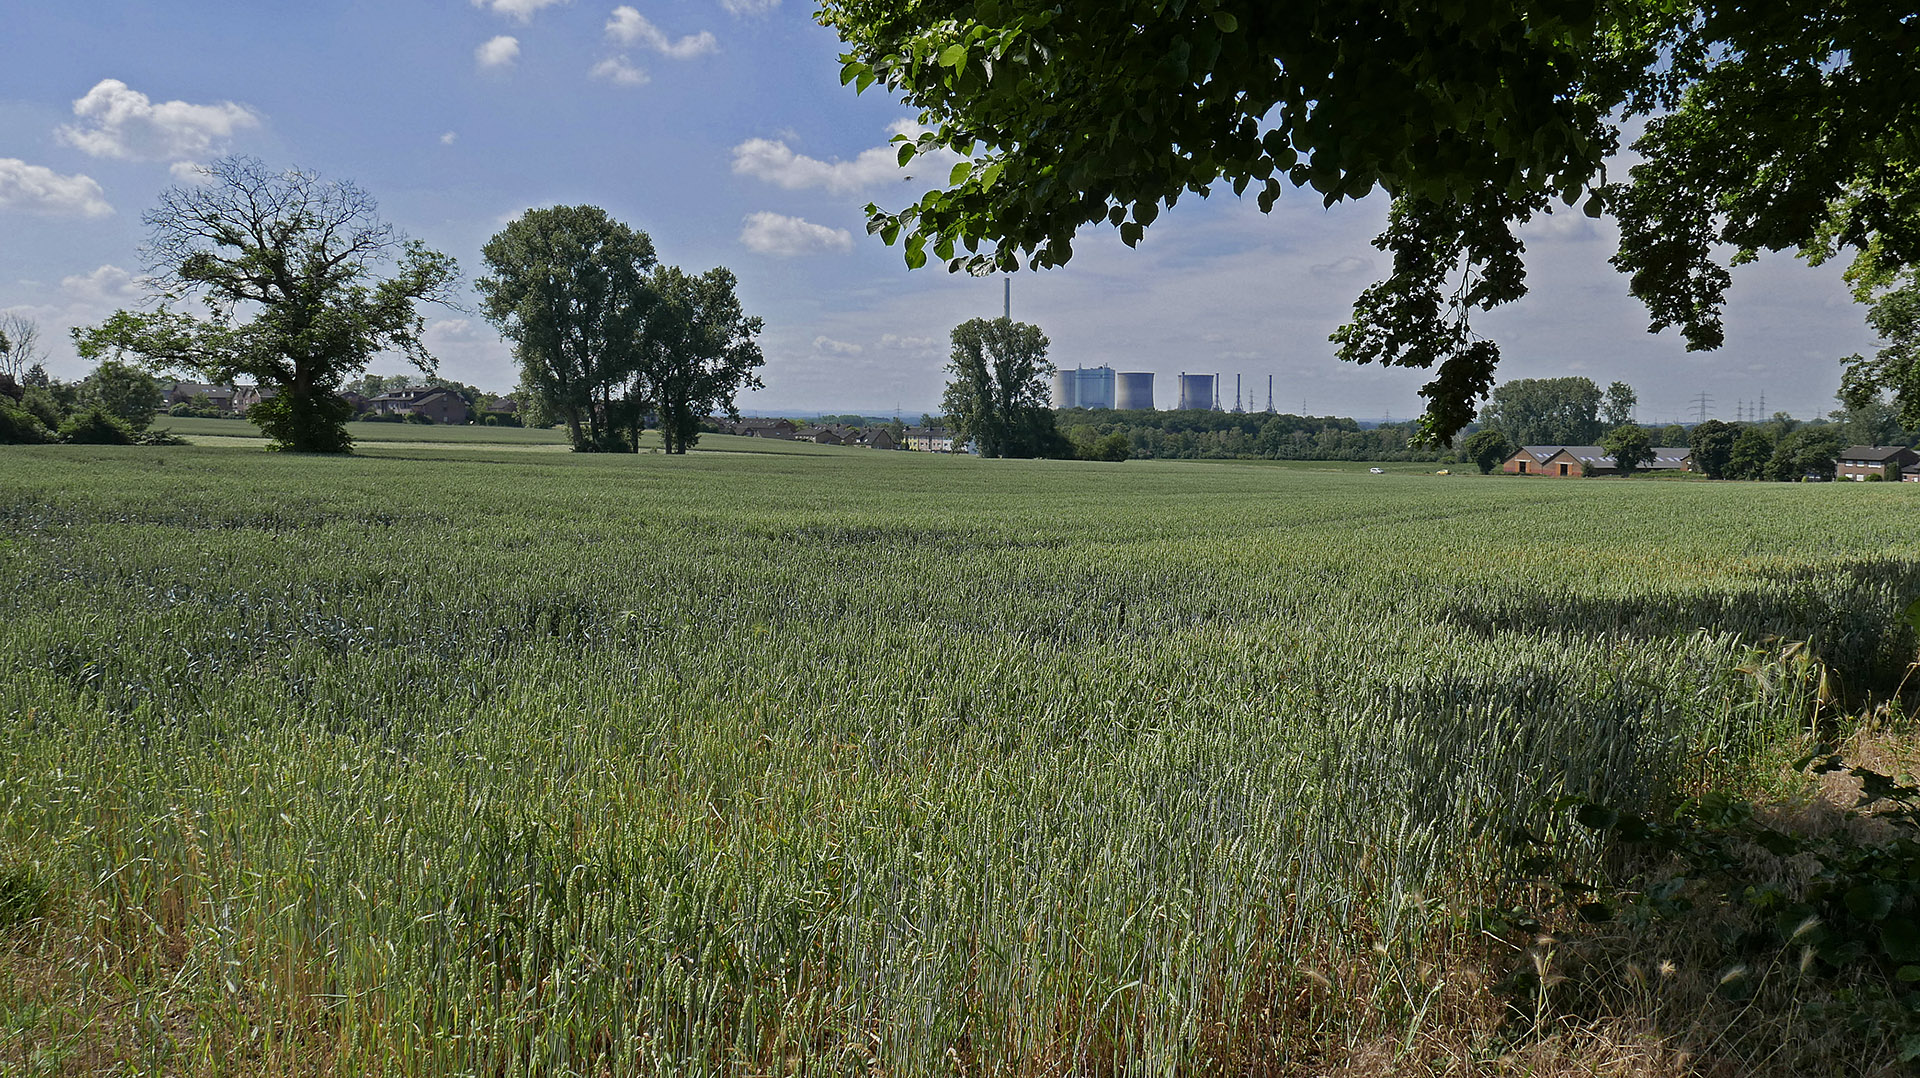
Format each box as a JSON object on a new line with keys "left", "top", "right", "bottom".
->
{"left": 1661, "top": 423, "right": 1689, "bottom": 448}
{"left": 78, "top": 358, "right": 162, "bottom": 431}
{"left": 58, "top": 407, "right": 136, "bottom": 445}
{"left": 942, "top": 317, "right": 1059, "bottom": 458}
{"left": 249, "top": 392, "right": 353, "bottom": 454}
{"left": 1689, "top": 419, "right": 1739, "bottom": 479}
{"left": 1057, "top": 409, "right": 1446, "bottom": 462}
{"left": 643, "top": 265, "right": 765, "bottom": 455}
{"left": 1480, "top": 377, "right": 1603, "bottom": 447}
{"left": 1600, "top": 424, "right": 1655, "bottom": 476}
{"left": 0, "top": 401, "right": 52, "bottom": 444}
{"left": 1549, "top": 753, "right": 1920, "bottom": 1058}
{"left": 478, "top": 205, "right": 657, "bottom": 452}
{"left": 1461, "top": 428, "right": 1516, "bottom": 474}
{"left": 1770, "top": 427, "right": 1845, "bottom": 482}
{"left": 1726, "top": 426, "right": 1777, "bottom": 481}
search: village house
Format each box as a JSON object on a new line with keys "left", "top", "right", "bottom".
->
{"left": 1501, "top": 444, "right": 1693, "bottom": 477}
{"left": 162, "top": 382, "right": 238, "bottom": 412}
{"left": 903, "top": 425, "right": 956, "bottom": 452}
{"left": 795, "top": 426, "right": 844, "bottom": 445}
{"left": 368, "top": 387, "right": 471, "bottom": 424}
{"left": 1836, "top": 445, "right": 1919, "bottom": 481}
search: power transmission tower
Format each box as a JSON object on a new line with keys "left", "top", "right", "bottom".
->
{"left": 1693, "top": 392, "right": 1713, "bottom": 424}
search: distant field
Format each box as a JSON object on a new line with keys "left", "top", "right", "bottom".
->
{"left": 1, "top": 445, "right": 1914, "bottom": 1073}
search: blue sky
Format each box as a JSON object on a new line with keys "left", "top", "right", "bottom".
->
{"left": 0, "top": 1, "right": 1884, "bottom": 422}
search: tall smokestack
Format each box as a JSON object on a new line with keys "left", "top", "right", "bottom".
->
{"left": 1003, "top": 278, "right": 1010, "bottom": 320}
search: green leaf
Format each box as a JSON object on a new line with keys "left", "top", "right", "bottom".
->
{"left": 949, "top": 160, "right": 973, "bottom": 186}
{"left": 897, "top": 144, "right": 917, "bottom": 167}
{"left": 1574, "top": 803, "right": 1618, "bottom": 830}
{"left": 938, "top": 44, "right": 967, "bottom": 69}
{"left": 1899, "top": 964, "right": 1920, "bottom": 982}
{"left": 1120, "top": 221, "right": 1143, "bottom": 247}
{"left": 979, "top": 160, "right": 1006, "bottom": 190}
{"left": 1212, "top": 11, "right": 1238, "bottom": 32}
{"left": 1884, "top": 918, "right": 1920, "bottom": 962}
{"left": 1576, "top": 902, "right": 1613, "bottom": 923}
{"left": 1847, "top": 882, "right": 1897, "bottom": 922}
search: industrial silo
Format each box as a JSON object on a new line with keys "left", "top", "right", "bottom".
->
{"left": 1115, "top": 372, "right": 1155, "bottom": 410}
{"left": 1177, "top": 373, "right": 1215, "bottom": 411}
{"left": 1052, "top": 369, "right": 1077, "bottom": 410}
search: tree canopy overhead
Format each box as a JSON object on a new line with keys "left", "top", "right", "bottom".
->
{"left": 819, "top": 1, "right": 1919, "bottom": 441}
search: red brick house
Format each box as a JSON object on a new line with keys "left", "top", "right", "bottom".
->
{"left": 1836, "top": 445, "right": 1918, "bottom": 481}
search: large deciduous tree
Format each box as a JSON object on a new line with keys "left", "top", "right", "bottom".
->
{"left": 477, "top": 206, "right": 658, "bottom": 452}
{"left": 1687, "top": 419, "right": 1738, "bottom": 479}
{"left": 639, "top": 266, "right": 765, "bottom": 455}
{"left": 1478, "top": 377, "right": 1601, "bottom": 447}
{"left": 819, "top": 1, "right": 1919, "bottom": 441}
{"left": 942, "top": 317, "right": 1061, "bottom": 458}
{"left": 1600, "top": 424, "right": 1654, "bottom": 477}
{"left": 1602, "top": 381, "right": 1637, "bottom": 428}
{"left": 73, "top": 157, "right": 458, "bottom": 453}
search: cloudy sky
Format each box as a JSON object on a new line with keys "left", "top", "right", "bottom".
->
{"left": 0, "top": 2, "right": 1884, "bottom": 422}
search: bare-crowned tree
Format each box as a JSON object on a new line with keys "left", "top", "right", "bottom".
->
{"left": 0, "top": 313, "right": 46, "bottom": 381}
{"left": 74, "top": 156, "right": 458, "bottom": 453}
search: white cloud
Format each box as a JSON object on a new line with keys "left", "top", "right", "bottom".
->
{"left": 168, "top": 160, "right": 212, "bottom": 184}
{"left": 60, "top": 264, "right": 144, "bottom": 304}
{"left": 877, "top": 333, "right": 935, "bottom": 351}
{"left": 730, "top": 119, "right": 959, "bottom": 195}
{"left": 424, "top": 318, "right": 484, "bottom": 343}
{"left": 476, "top": 36, "right": 521, "bottom": 69}
{"left": 739, "top": 211, "right": 853, "bottom": 256}
{"left": 0, "top": 159, "right": 112, "bottom": 218}
{"left": 1309, "top": 255, "right": 1372, "bottom": 277}
{"left": 472, "top": 0, "right": 568, "bottom": 22}
{"left": 811, "top": 335, "right": 864, "bottom": 355}
{"left": 606, "top": 7, "right": 717, "bottom": 58}
{"left": 720, "top": 0, "right": 779, "bottom": 13}
{"left": 56, "top": 79, "right": 259, "bottom": 162}
{"left": 590, "top": 56, "right": 651, "bottom": 86}
{"left": 440, "top": 131, "right": 458, "bottom": 146}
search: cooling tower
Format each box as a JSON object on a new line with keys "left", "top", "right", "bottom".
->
{"left": 1178, "top": 373, "right": 1216, "bottom": 411}
{"left": 1072, "top": 366, "right": 1116, "bottom": 409}
{"left": 1115, "top": 372, "right": 1155, "bottom": 411}
{"left": 1052, "top": 370, "right": 1077, "bottom": 410}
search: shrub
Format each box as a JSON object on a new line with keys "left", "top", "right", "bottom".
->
{"left": 406, "top": 411, "right": 434, "bottom": 425}
{"left": 0, "top": 401, "right": 52, "bottom": 444}
{"left": 58, "top": 407, "right": 136, "bottom": 445}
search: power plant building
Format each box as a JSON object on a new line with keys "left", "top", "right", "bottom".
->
{"left": 1115, "top": 372, "right": 1155, "bottom": 410}
{"left": 1053, "top": 365, "right": 1116, "bottom": 409}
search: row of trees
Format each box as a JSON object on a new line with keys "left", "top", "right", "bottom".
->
{"left": 1460, "top": 390, "right": 1895, "bottom": 480}
{"left": 69, "top": 159, "right": 763, "bottom": 454}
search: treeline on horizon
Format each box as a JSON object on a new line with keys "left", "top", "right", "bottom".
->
{"left": 1051, "top": 407, "right": 1448, "bottom": 462}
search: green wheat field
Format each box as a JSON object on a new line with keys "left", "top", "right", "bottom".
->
{"left": 2, "top": 437, "right": 1916, "bottom": 1074}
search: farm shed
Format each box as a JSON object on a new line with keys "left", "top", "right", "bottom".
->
{"left": 1501, "top": 445, "right": 1693, "bottom": 477}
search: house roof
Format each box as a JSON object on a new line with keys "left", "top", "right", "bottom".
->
{"left": 1519, "top": 445, "right": 1691, "bottom": 469}
{"left": 1840, "top": 445, "right": 1915, "bottom": 461}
